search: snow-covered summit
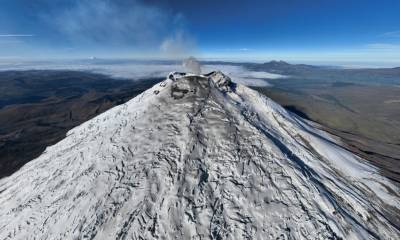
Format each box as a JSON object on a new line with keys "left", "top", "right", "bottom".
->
{"left": 0, "top": 71, "right": 399, "bottom": 239}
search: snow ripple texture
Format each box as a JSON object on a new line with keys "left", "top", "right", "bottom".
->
{"left": 0, "top": 71, "right": 399, "bottom": 240}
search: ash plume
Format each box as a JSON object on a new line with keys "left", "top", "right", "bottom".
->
{"left": 182, "top": 56, "right": 201, "bottom": 75}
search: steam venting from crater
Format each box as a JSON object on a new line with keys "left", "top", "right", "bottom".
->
{"left": 182, "top": 57, "right": 201, "bottom": 75}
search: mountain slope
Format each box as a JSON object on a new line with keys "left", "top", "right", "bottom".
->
{"left": 0, "top": 71, "right": 399, "bottom": 239}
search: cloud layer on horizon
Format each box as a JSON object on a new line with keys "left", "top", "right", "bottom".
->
{"left": 0, "top": 60, "right": 284, "bottom": 87}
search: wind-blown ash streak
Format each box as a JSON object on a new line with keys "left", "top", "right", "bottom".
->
{"left": 0, "top": 71, "right": 399, "bottom": 239}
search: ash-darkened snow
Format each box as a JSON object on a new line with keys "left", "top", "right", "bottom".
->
{"left": 0, "top": 71, "right": 399, "bottom": 239}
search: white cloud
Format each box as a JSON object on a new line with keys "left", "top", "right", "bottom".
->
{"left": 201, "top": 65, "right": 286, "bottom": 86}
{"left": 366, "top": 43, "right": 400, "bottom": 50}
{"left": 0, "top": 60, "right": 285, "bottom": 87}
{"left": 43, "top": 0, "right": 181, "bottom": 49}
{"left": 160, "top": 30, "right": 197, "bottom": 58}
{"left": 0, "top": 34, "right": 34, "bottom": 37}
{"left": 381, "top": 31, "right": 400, "bottom": 38}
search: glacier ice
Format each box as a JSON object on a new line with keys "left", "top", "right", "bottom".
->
{"left": 0, "top": 71, "right": 399, "bottom": 239}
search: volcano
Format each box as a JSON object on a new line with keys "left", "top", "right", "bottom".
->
{"left": 0, "top": 71, "right": 399, "bottom": 239}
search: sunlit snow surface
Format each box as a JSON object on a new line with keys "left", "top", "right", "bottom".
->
{"left": 0, "top": 72, "right": 399, "bottom": 239}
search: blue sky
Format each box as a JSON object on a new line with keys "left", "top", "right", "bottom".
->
{"left": 1, "top": 0, "right": 400, "bottom": 65}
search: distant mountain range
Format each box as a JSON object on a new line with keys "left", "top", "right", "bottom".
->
{"left": 244, "top": 60, "right": 400, "bottom": 85}
{"left": 247, "top": 60, "right": 319, "bottom": 74}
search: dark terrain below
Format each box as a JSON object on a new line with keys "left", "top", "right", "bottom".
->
{"left": 0, "top": 70, "right": 160, "bottom": 178}
{"left": 0, "top": 64, "right": 399, "bottom": 184}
